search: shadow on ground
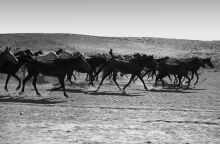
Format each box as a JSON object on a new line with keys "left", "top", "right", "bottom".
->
{"left": 149, "top": 89, "right": 195, "bottom": 93}
{"left": 89, "top": 91, "right": 143, "bottom": 97}
{"left": 48, "top": 88, "right": 86, "bottom": 94}
{"left": 0, "top": 95, "right": 66, "bottom": 104}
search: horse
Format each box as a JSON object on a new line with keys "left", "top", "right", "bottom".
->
{"left": 188, "top": 58, "right": 214, "bottom": 85}
{"left": 155, "top": 57, "right": 205, "bottom": 88}
{"left": 0, "top": 47, "right": 18, "bottom": 67}
{"left": 23, "top": 49, "right": 43, "bottom": 56}
{"left": 201, "top": 58, "right": 214, "bottom": 68}
{"left": 137, "top": 56, "right": 170, "bottom": 80}
{"left": 66, "top": 53, "right": 109, "bottom": 86}
{"left": 95, "top": 55, "right": 158, "bottom": 93}
{"left": 19, "top": 49, "right": 44, "bottom": 78}
{"left": 20, "top": 52, "right": 90, "bottom": 97}
{"left": 0, "top": 51, "right": 32, "bottom": 91}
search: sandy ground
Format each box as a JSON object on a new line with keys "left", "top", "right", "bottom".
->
{"left": 0, "top": 70, "right": 219, "bottom": 144}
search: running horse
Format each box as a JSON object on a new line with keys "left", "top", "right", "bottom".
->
{"left": 20, "top": 52, "right": 90, "bottom": 97}
{"left": 0, "top": 50, "right": 32, "bottom": 91}
{"left": 95, "top": 55, "right": 158, "bottom": 93}
{"left": 0, "top": 47, "right": 18, "bottom": 67}
{"left": 155, "top": 57, "right": 205, "bottom": 88}
{"left": 66, "top": 54, "right": 110, "bottom": 86}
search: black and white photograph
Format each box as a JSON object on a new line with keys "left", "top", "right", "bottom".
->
{"left": 0, "top": 0, "right": 219, "bottom": 143}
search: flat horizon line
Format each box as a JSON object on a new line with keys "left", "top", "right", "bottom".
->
{"left": 0, "top": 32, "right": 219, "bottom": 42}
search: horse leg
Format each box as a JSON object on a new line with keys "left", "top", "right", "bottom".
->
{"left": 12, "top": 74, "right": 21, "bottom": 90}
{"left": 173, "top": 75, "right": 179, "bottom": 84}
{"left": 66, "top": 70, "right": 73, "bottom": 84}
{"left": 112, "top": 72, "right": 122, "bottom": 92}
{"left": 194, "top": 71, "right": 199, "bottom": 85}
{"left": 21, "top": 73, "right": 33, "bottom": 93}
{"left": 32, "top": 74, "right": 41, "bottom": 96}
{"left": 155, "top": 75, "right": 159, "bottom": 87}
{"left": 184, "top": 74, "right": 191, "bottom": 88}
{"left": 88, "top": 72, "right": 95, "bottom": 86}
{"left": 123, "top": 74, "right": 135, "bottom": 93}
{"left": 59, "top": 76, "right": 68, "bottom": 97}
{"left": 168, "top": 74, "right": 172, "bottom": 82}
{"left": 72, "top": 73, "right": 76, "bottom": 81}
{"left": 155, "top": 73, "right": 165, "bottom": 87}
{"left": 191, "top": 72, "right": 194, "bottom": 80}
{"left": 137, "top": 74, "right": 148, "bottom": 91}
{"left": 95, "top": 71, "right": 111, "bottom": 92}
{"left": 4, "top": 74, "right": 11, "bottom": 92}
{"left": 178, "top": 75, "right": 182, "bottom": 88}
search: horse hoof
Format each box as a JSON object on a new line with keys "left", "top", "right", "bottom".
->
{"left": 64, "top": 94, "right": 69, "bottom": 98}
{"left": 19, "top": 91, "right": 23, "bottom": 95}
{"left": 37, "top": 93, "right": 41, "bottom": 96}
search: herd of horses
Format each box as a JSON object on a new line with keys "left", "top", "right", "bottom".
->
{"left": 0, "top": 47, "right": 214, "bottom": 97}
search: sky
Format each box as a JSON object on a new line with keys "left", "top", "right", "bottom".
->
{"left": 0, "top": 0, "right": 219, "bottom": 40}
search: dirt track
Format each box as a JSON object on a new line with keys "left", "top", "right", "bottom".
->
{"left": 0, "top": 70, "right": 219, "bottom": 144}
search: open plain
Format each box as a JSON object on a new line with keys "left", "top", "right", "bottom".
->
{"left": 0, "top": 34, "right": 220, "bottom": 144}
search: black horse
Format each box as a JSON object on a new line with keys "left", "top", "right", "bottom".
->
{"left": 201, "top": 58, "right": 214, "bottom": 68}
{"left": 133, "top": 56, "right": 170, "bottom": 81}
{"left": 66, "top": 54, "right": 109, "bottom": 86}
{"left": 155, "top": 57, "right": 205, "bottom": 88}
{"left": 19, "top": 49, "right": 43, "bottom": 77}
{"left": 0, "top": 51, "right": 32, "bottom": 91}
{"left": 95, "top": 55, "right": 158, "bottom": 93}
{"left": 24, "top": 49, "right": 43, "bottom": 56}
{"left": 0, "top": 47, "right": 18, "bottom": 67}
{"left": 20, "top": 52, "right": 90, "bottom": 97}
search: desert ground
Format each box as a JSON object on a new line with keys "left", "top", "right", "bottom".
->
{"left": 0, "top": 34, "right": 220, "bottom": 144}
{"left": 0, "top": 69, "right": 219, "bottom": 144}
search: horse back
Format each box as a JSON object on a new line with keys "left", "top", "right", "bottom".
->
{"left": 36, "top": 52, "right": 58, "bottom": 61}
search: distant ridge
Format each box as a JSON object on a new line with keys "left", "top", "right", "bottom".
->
{"left": 0, "top": 33, "right": 219, "bottom": 69}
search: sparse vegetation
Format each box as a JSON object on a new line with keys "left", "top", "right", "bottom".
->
{"left": 0, "top": 34, "right": 219, "bottom": 70}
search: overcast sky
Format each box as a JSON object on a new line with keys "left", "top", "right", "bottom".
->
{"left": 0, "top": 0, "right": 219, "bottom": 40}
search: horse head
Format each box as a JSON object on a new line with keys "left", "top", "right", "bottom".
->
{"left": 24, "top": 49, "right": 34, "bottom": 56}
{"left": 34, "top": 50, "right": 43, "bottom": 56}
{"left": 73, "top": 52, "right": 90, "bottom": 72}
{"left": 144, "top": 55, "right": 158, "bottom": 70}
{"left": 195, "top": 57, "right": 206, "bottom": 68}
{"left": 1, "top": 47, "right": 18, "bottom": 65}
{"left": 15, "top": 51, "right": 33, "bottom": 63}
{"left": 56, "top": 48, "right": 64, "bottom": 55}
{"left": 202, "top": 58, "right": 214, "bottom": 69}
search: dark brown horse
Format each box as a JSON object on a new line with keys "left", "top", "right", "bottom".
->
{"left": 189, "top": 58, "right": 214, "bottom": 85}
{"left": 0, "top": 51, "right": 32, "bottom": 91}
{"left": 0, "top": 47, "right": 18, "bottom": 67}
{"left": 20, "top": 53, "right": 90, "bottom": 97}
{"left": 66, "top": 54, "right": 109, "bottom": 86}
{"left": 155, "top": 57, "right": 205, "bottom": 88}
{"left": 95, "top": 55, "right": 157, "bottom": 93}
